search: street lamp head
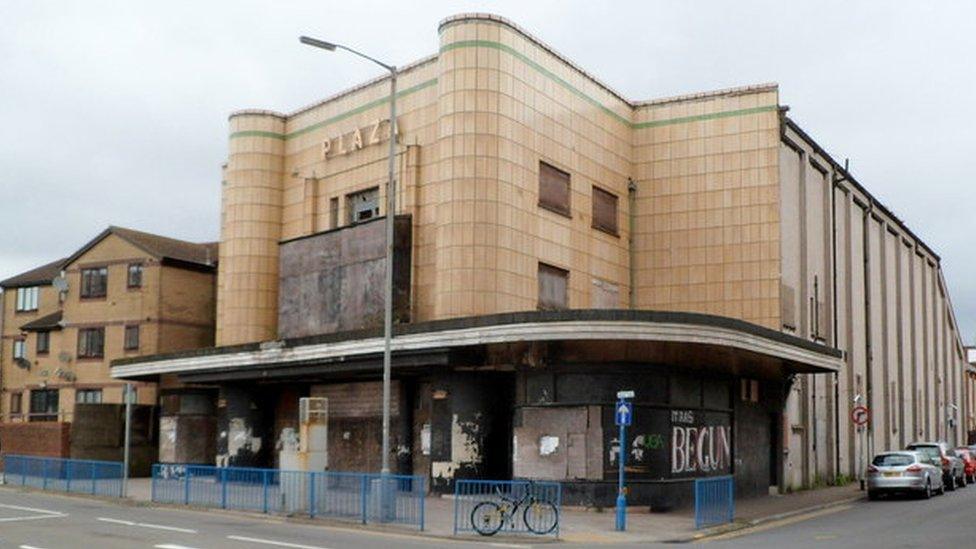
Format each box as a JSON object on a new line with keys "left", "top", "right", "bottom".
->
{"left": 300, "top": 36, "right": 337, "bottom": 51}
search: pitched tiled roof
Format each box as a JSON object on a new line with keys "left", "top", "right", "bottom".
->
{"left": 19, "top": 310, "right": 63, "bottom": 331}
{"left": 64, "top": 226, "right": 217, "bottom": 269}
{"left": 0, "top": 257, "right": 67, "bottom": 288}
{"left": 109, "top": 226, "right": 217, "bottom": 266}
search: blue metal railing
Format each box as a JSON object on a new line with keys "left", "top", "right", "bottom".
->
{"left": 454, "top": 479, "right": 561, "bottom": 537}
{"left": 151, "top": 464, "right": 424, "bottom": 530}
{"left": 1, "top": 454, "right": 123, "bottom": 497}
{"left": 694, "top": 475, "right": 735, "bottom": 528}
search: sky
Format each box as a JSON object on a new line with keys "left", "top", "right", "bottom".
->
{"left": 1, "top": 1, "right": 973, "bottom": 339}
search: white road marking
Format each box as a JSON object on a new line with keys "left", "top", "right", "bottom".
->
{"left": 154, "top": 545, "right": 203, "bottom": 549}
{"left": 20, "top": 545, "right": 50, "bottom": 549}
{"left": 226, "top": 535, "right": 334, "bottom": 549}
{"left": 97, "top": 517, "right": 198, "bottom": 534}
{"left": 0, "top": 503, "right": 67, "bottom": 522}
{"left": 0, "top": 504, "right": 63, "bottom": 515}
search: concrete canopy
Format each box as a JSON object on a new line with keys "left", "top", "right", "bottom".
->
{"left": 111, "top": 310, "right": 842, "bottom": 383}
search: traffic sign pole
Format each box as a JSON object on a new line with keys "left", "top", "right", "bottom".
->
{"left": 616, "top": 415, "right": 627, "bottom": 531}
{"left": 614, "top": 392, "right": 633, "bottom": 532}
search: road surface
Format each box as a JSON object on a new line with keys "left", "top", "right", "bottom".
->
{"left": 2, "top": 483, "right": 975, "bottom": 548}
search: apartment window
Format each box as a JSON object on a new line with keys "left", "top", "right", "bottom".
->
{"left": 538, "top": 263, "right": 569, "bottom": 311}
{"left": 329, "top": 197, "right": 340, "bottom": 229}
{"left": 592, "top": 186, "right": 619, "bottom": 235}
{"left": 80, "top": 267, "right": 108, "bottom": 298}
{"left": 15, "top": 286, "right": 39, "bottom": 312}
{"left": 29, "top": 389, "right": 59, "bottom": 422}
{"left": 10, "top": 392, "right": 22, "bottom": 415}
{"left": 347, "top": 187, "right": 379, "bottom": 224}
{"left": 124, "top": 325, "right": 140, "bottom": 351}
{"left": 76, "top": 389, "right": 103, "bottom": 404}
{"left": 36, "top": 331, "right": 50, "bottom": 355}
{"left": 13, "top": 339, "right": 26, "bottom": 360}
{"left": 77, "top": 327, "right": 105, "bottom": 358}
{"left": 127, "top": 263, "right": 143, "bottom": 288}
{"left": 538, "top": 161, "right": 571, "bottom": 217}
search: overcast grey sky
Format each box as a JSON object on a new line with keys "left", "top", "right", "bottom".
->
{"left": 1, "top": 1, "right": 973, "bottom": 339}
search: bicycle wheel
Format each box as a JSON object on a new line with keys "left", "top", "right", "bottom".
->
{"left": 471, "top": 501, "right": 504, "bottom": 536}
{"left": 523, "top": 500, "right": 558, "bottom": 534}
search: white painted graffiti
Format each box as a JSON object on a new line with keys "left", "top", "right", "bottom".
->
{"left": 671, "top": 424, "right": 731, "bottom": 474}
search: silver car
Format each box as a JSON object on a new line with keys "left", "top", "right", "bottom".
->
{"left": 867, "top": 451, "right": 944, "bottom": 499}
{"left": 906, "top": 441, "right": 967, "bottom": 490}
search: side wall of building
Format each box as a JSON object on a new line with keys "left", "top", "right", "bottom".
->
{"left": 780, "top": 123, "right": 969, "bottom": 488}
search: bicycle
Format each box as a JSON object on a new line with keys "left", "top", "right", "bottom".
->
{"left": 469, "top": 481, "right": 559, "bottom": 536}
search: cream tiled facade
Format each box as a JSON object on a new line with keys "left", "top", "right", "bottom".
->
{"left": 207, "top": 13, "right": 970, "bottom": 488}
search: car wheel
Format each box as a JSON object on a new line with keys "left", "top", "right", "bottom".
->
{"left": 921, "top": 480, "right": 932, "bottom": 499}
{"left": 947, "top": 474, "right": 957, "bottom": 491}
{"left": 868, "top": 490, "right": 880, "bottom": 501}
{"left": 958, "top": 472, "right": 967, "bottom": 488}
{"left": 937, "top": 479, "right": 946, "bottom": 495}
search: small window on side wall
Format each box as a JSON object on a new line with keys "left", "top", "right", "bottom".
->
{"left": 127, "top": 264, "right": 143, "bottom": 288}
{"left": 538, "top": 161, "right": 571, "bottom": 217}
{"left": 124, "top": 325, "right": 140, "bottom": 351}
{"left": 538, "top": 263, "right": 569, "bottom": 311}
{"left": 592, "top": 186, "right": 618, "bottom": 235}
{"left": 36, "top": 331, "right": 50, "bottom": 355}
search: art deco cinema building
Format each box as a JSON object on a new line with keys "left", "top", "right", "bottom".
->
{"left": 113, "top": 14, "right": 970, "bottom": 507}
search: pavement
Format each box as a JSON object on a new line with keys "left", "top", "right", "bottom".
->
{"left": 0, "top": 479, "right": 872, "bottom": 547}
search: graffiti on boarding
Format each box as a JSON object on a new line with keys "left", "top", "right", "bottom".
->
{"left": 670, "top": 410, "right": 731, "bottom": 475}
{"left": 604, "top": 407, "right": 731, "bottom": 480}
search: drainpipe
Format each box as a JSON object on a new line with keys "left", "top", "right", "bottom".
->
{"left": 831, "top": 170, "right": 842, "bottom": 481}
{"left": 627, "top": 178, "right": 637, "bottom": 309}
{"left": 862, "top": 200, "right": 875, "bottom": 479}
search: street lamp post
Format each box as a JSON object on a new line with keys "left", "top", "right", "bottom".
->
{"left": 300, "top": 36, "right": 398, "bottom": 477}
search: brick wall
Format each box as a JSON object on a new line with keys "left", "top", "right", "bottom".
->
{"left": 0, "top": 422, "right": 71, "bottom": 465}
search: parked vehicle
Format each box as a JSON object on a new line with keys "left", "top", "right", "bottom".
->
{"left": 955, "top": 447, "right": 976, "bottom": 484}
{"left": 866, "top": 451, "right": 944, "bottom": 500}
{"left": 906, "top": 442, "right": 966, "bottom": 491}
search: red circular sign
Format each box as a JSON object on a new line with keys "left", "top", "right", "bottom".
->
{"left": 851, "top": 405, "right": 870, "bottom": 426}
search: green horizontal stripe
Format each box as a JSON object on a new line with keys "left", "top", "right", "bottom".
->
{"left": 229, "top": 78, "right": 438, "bottom": 141}
{"left": 440, "top": 40, "right": 776, "bottom": 130}
{"left": 231, "top": 40, "right": 777, "bottom": 142}
{"left": 228, "top": 130, "right": 286, "bottom": 140}
{"left": 634, "top": 104, "right": 778, "bottom": 129}
{"left": 441, "top": 40, "right": 632, "bottom": 127}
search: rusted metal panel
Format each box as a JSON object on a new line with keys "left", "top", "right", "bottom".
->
{"left": 277, "top": 215, "right": 412, "bottom": 339}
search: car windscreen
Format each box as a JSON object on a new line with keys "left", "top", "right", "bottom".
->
{"left": 872, "top": 454, "right": 914, "bottom": 467}
{"left": 907, "top": 446, "right": 940, "bottom": 460}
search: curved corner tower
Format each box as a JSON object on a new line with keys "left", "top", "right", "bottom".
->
{"left": 216, "top": 110, "right": 285, "bottom": 345}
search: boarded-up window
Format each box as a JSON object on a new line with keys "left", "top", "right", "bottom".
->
{"left": 538, "top": 161, "right": 570, "bottom": 217}
{"left": 592, "top": 186, "right": 618, "bottom": 234}
{"left": 538, "top": 263, "right": 569, "bottom": 310}
{"left": 347, "top": 187, "right": 379, "bottom": 224}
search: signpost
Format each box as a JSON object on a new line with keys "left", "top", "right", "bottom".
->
{"left": 615, "top": 390, "right": 634, "bottom": 531}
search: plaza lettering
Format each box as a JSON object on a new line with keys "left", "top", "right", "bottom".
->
{"left": 671, "top": 424, "right": 731, "bottom": 475}
{"left": 320, "top": 118, "right": 397, "bottom": 160}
